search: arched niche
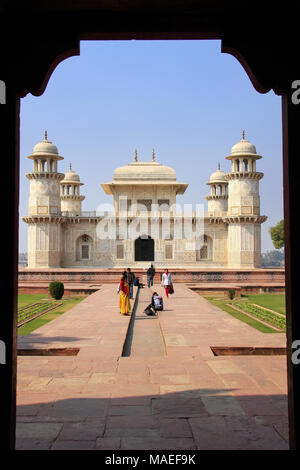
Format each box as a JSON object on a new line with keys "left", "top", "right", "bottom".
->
{"left": 135, "top": 236, "right": 154, "bottom": 262}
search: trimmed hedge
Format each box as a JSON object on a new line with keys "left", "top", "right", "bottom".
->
{"left": 228, "top": 289, "right": 235, "bottom": 300}
{"left": 49, "top": 281, "right": 64, "bottom": 300}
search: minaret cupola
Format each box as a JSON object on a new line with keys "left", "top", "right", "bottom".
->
{"left": 224, "top": 131, "right": 267, "bottom": 268}
{"left": 25, "top": 131, "right": 65, "bottom": 216}
{"left": 23, "top": 132, "right": 65, "bottom": 268}
{"left": 27, "top": 130, "right": 64, "bottom": 173}
{"left": 226, "top": 130, "right": 262, "bottom": 174}
{"left": 60, "top": 163, "right": 85, "bottom": 215}
{"left": 206, "top": 163, "right": 228, "bottom": 216}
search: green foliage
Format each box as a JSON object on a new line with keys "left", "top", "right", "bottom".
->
{"left": 269, "top": 220, "right": 284, "bottom": 249}
{"left": 18, "top": 293, "right": 46, "bottom": 308}
{"left": 18, "top": 301, "right": 57, "bottom": 323}
{"left": 204, "top": 293, "right": 286, "bottom": 334}
{"left": 18, "top": 296, "right": 86, "bottom": 336}
{"left": 205, "top": 297, "right": 277, "bottom": 333}
{"left": 261, "top": 250, "right": 284, "bottom": 267}
{"left": 233, "top": 300, "right": 286, "bottom": 330}
{"left": 246, "top": 294, "right": 286, "bottom": 315}
{"left": 228, "top": 289, "right": 235, "bottom": 300}
{"left": 49, "top": 281, "right": 64, "bottom": 300}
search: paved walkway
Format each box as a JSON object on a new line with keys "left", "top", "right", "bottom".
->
{"left": 16, "top": 284, "right": 288, "bottom": 450}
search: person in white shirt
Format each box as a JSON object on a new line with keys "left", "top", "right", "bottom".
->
{"left": 161, "top": 269, "right": 173, "bottom": 297}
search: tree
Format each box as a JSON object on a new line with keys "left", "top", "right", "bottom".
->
{"left": 49, "top": 281, "right": 64, "bottom": 300}
{"left": 261, "top": 250, "right": 285, "bottom": 267}
{"left": 269, "top": 220, "right": 284, "bottom": 250}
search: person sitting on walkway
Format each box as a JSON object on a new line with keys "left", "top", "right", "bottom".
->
{"left": 119, "top": 274, "right": 131, "bottom": 315}
{"left": 144, "top": 292, "right": 163, "bottom": 316}
{"left": 152, "top": 291, "right": 164, "bottom": 311}
{"left": 161, "top": 269, "right": 173, "bottom": 297}
{"left": 134, "top": 276, "right": 145, "bottom": 288}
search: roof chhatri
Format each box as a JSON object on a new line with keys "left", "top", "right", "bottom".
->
{"left": 226, "top": 133, "right": 262, "bottom": 160}
{"left": 28, "top": 131, "right": 63, "bottom": 160}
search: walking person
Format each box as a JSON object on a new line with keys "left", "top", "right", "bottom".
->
{"left": 119, "top": 273, "right": 131, "bottom": 315}
{"left": 127, "top": 267, "right": 135, "bottom": 299}
{"left": 161, "top": 269, "right": 173, "bottom": 298}
{"left": 147, "top": 264, "right": 155, "bottom": 288}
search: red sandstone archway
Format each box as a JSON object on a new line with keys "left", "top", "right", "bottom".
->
{"left": 1, "top": 2, "right": 300, "bottom": 451}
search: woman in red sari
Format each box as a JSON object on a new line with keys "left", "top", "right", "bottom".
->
{"left": 119, "top": 274, "right": 131, "bottom": 315}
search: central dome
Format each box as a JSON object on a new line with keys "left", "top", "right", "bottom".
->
{"left": 113, "top": 161, "right": 177, "bottom": 181}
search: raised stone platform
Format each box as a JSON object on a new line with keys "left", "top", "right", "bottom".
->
{"left": 18, "top": 283, "right": 101, "bottom": 296}
{"left": 18, "top": 267, "right": 285, "bottom": 296}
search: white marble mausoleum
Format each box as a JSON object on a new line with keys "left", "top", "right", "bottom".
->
{"left": 23, "top": 131, "right": 267, "bottom": 269}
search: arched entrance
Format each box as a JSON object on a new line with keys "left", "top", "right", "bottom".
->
{"left": 2, "top": 2, "right": 300, "bottom": 451}
{"left": 134, "top": 236, "right": 154, "bottom": 262}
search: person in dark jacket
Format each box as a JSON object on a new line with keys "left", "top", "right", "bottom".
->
{"left": 147, "top": 264, "right": 155, "bottom": 288}
{"left": 127, "top": 268, "right": 135, "bottom": 299}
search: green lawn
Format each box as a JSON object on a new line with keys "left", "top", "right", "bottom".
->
{"left": 204, "top": 293, "right": 286, "bottom": 334}
{"left": 18, "top": 293, "right": 47, "bottom": 308}
{"left": 17, "top": 294, "right": 87, "bottom": 335}
{"left": 244, "top": 294, "right": 286, "bottom": 315}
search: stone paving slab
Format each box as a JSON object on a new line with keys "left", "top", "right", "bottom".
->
{"left": 16, "top": 283, "right": 288, "bottom": 450}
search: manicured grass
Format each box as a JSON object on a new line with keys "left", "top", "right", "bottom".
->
{"left": 244, "top": 294, "right": 286, "bottom": 315}
{"left": 18, "top": 300, "right": 60, "bottom": 324}
{"left": 18, "top": 293, "right": 47, "bottom": 308}
{"left": 232, "top": 300, "right": 286, "bottom": 331}
{"left": 204, "top": 294, "right": 286, "bottom": 334}
{"left": 17, "top": 295, "right": 86, "bottom": 335}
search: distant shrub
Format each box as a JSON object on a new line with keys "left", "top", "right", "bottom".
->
{"left": 228, "top": 289, "right": 235, "bottom": 300}
{"left": 49, "top": 281, "right": 64, "bottom": 300}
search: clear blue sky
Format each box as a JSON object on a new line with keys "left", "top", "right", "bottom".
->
{"left": 19, "top": 40, "right": 283, "bottom": 253}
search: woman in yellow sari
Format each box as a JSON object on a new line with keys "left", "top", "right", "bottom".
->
{"left": 119, "top": 274, "right": 131, "bottom": 315}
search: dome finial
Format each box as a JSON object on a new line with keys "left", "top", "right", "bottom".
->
{"left": 152, "top": 149, "right": 155, "bottom": 162}
{"left": 44, "top": 130, "right": 48, "bottom": 141}
{"left": 70, "top": 162, "right": 72, "bottom": 171}
{"left": 242, "top": 129, "right": 245, "bottom": 140}
{"left": 134, "top": 149, "right": 138, "bottom": 162}
{"left": 218, "top": 162, "right": 220, "bottom": 170}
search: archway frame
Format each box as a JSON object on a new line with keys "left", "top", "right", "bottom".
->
{"left": 1, "top": 1, "right": 299, "bottom": 450}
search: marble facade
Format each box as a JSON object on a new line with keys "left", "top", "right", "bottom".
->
{"left": 23, "top": 132, "right": 267, "bottom": 269}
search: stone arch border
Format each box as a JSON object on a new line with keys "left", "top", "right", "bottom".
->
{"left": 1, "top": 2, "right": 299, "bottom": 450}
